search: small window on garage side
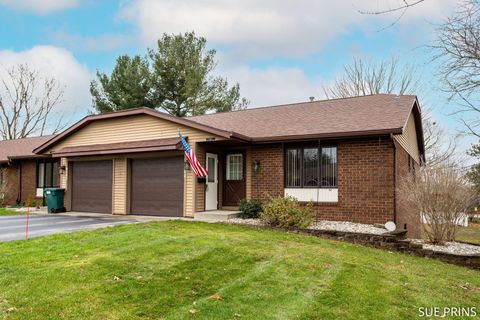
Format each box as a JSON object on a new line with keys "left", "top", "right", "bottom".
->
{"left": 226, "top": 154, "right": 243, "bottom": 181}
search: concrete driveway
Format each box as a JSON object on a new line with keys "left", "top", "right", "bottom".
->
{"left": 0, "top": 214, "right": 140, "bottom": 242}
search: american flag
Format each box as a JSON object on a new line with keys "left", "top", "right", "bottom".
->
{"left": 179, "top": 132, "right": 208, "bottom": 177}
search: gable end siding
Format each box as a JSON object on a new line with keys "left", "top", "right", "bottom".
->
{"left": 393, "top": 112, "right": 420, "bottom": 164}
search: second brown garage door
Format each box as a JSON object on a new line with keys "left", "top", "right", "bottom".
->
{"left": 130, "top": 157, "right": 184, "bottom": 216}
{"left": 71, "top": 160, "right": 113, "bottom": 213}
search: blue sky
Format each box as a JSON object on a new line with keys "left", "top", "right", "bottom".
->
{"left": 0, "top": 0, "right": 475, "bottom": 155}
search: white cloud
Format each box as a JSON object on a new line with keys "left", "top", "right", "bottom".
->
{"left": 0, "top": 46, "right": 92, "bottom": 118}
{"left": 118, "top": 0, "right": 456, "bottom": 60}
{"left": 0, "top": 0, "right": 78, "bottom": 14}
{"left": 220, "top": 66, "right": 326, "bottom": 108}
{"left": 50, "top": 30, "right": 133, "bottom": 52}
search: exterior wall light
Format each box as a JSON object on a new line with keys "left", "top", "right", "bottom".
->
{"left": 59, "top": 165, "right": 66, "bottom": 175}
{"left": 253, "top": 160, "right": 260, "bottom": 174}
{"left": 184, "top": 160, "right": 191, "bottom": 171}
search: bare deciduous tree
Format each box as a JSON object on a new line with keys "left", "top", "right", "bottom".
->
{"left": 0, "top": 64, "right": 65, "bottom": 140}
{"left": 432, "top": 0, "right": 480, "bottom": 137}
{"left": 323, "top": 57, "right": 457, "bottom": 165}
{"left": 323, "top": 57, "right": 420, "bottom": 98}
{"left": 358, "top": 0, "right": 426, "bottom": 30}
{"left": 358, "top": 0, "right": 480, "bottom": 137}
{"left": 422, "top": 108, "right": 460, "bottom": 167}
{"left": 398, "top": 164, "right": 475, "bottom": 244}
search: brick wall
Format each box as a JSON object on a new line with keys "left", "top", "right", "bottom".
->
{"left": 3, "top": 164, "right": 19, "bottom": 205}
{"left": 21, "top": 160, "right": 38, "bottom": 204}
{"left": 1, "top": 160, "right": 39, "bottom": 206}
{"left": 317, "top": 137, "right": 395, "bottom": 224}
{"left": 250, "top": 138, "right": 396, "bottom": 225}
{"left": 251, "top": 144, "right": 284, "bottom": 201}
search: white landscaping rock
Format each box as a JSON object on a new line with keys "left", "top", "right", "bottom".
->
{"left": 227, "top": 218, "right": 263, "bottom": 226}
{"left": 226, "top": 218, "right": 387, "bottom": 235}
{"left": 409, "top": 239, "right": 480, "bottom": 256}
{"left": 309, "top": 220, "right": 387, "bottom": 235}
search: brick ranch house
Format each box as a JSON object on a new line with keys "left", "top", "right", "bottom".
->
{"left": 0, "top": 94, "right": 424, "bottom": 234}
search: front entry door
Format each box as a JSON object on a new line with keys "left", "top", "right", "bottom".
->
{"left": 205, "top": 153, "right": 218, "bottom": 210}
{"left": 223, "top": 153, "right": 246, "bottom": 207}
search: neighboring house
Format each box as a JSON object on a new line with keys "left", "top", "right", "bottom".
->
{"left": 0, "top": 135, "right": 59, "bottom": 206}
{"left": 1, "top": 94, "right": 424, "bottom": 235}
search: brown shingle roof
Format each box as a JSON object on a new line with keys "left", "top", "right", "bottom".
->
{"left": 188, "top": 94, "right": 418, "bottom": 141}
{"left": 0, "top": 135, "right": 55, "bottom": 163}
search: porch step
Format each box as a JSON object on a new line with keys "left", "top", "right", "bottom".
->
{"left": 194, "top": 210, "right": 240, "bottom": 221}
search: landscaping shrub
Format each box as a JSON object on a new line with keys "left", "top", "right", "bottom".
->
{"left": 260, "top": 196, "right": 315, "bottom": 228}
{"left": 239, "top": 199, "right": 263, "bottom": 219}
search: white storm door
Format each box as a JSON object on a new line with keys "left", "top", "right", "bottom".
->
{"left": 205, "top": 153, "right": 218, "bottom": 210}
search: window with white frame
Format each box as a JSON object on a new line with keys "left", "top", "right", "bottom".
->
{"left": 226, "top": 154, "right": 243, "bottom": 181}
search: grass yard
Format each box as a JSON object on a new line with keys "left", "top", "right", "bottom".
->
{"left": 0, "top": 208, "right": 22, "bottom": 216}
{"left": 0, "top": 221, "right": 478, "bottom": 320}
{"left": 457, "top": 222, "right": 480, "bottom": 245}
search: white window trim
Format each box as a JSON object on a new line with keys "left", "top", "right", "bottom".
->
{"left": 284, "top": 188, "right": 338, "bottom": 202}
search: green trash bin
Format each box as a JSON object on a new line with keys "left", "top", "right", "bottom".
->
{"left": 45, "top": 188, "right": 66, "bottom": 213}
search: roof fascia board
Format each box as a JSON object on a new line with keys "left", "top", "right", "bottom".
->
{"left": 249, "top": 128, "right": 402, "bottom": 143}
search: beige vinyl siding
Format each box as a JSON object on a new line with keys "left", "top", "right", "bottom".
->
{"left": 49, "top": 114, "right": 224, "bottom": 217}
{"left": 393, "top": 112, "right": 420, "bottom": 164}
{"left": 60, "top": 157, "right": 68, "bottom": 189}
{"left": 48, "top": 115, "right": 221, "bottom": 150}
{"left": 113, "top": 158, "right": 127, "bottom": 214}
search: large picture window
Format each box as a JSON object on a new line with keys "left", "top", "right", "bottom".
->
{"left": 37, "top": 160, "right": 60, "bottom": 188}
{"left": 285, "top": 145, "right": 337, "bottom": 188}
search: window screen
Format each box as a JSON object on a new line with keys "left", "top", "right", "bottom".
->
{"left": 303, "top": 148, "right": 318, "bottom": 187}
{"left": 320, "top": 147, "right": 337, "bottom": 187}
{"left": 226, "top": 154, "right": 243, "bottom": 181}
{"left": 286, "top": 149, "right": 301, "bottom": 187}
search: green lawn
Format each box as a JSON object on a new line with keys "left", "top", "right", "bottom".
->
{"left": 0, "top": 208, "right": 22, "bottom": 216}
{"left": 457, "top": 222, "right": 480, "bottom": 245}
{"left": 0, "top": 221, "right": 478, "bottom": 320}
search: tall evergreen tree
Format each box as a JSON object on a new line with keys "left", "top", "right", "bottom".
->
{"left": 91, "top": 32, "right": 248, "bottom": 116}
{"left": 148, "top": 32, "right": 247, "bottom": 117}
{"left": 90, "top": 55, "right": 153, "bottom": 113}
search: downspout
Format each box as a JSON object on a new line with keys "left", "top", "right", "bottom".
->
{"left": 390, "top": 134, "right": 397, "bottom": 224}
{"left": 16, "top": 162, "right": 22, "bottom": 205}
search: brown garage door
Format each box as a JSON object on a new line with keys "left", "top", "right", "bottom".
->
{"left": 71, "top": 160, "right": 113, "bottom": 213}
{"left": 130, "top": 157, "right": 184, "bottom": 216}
